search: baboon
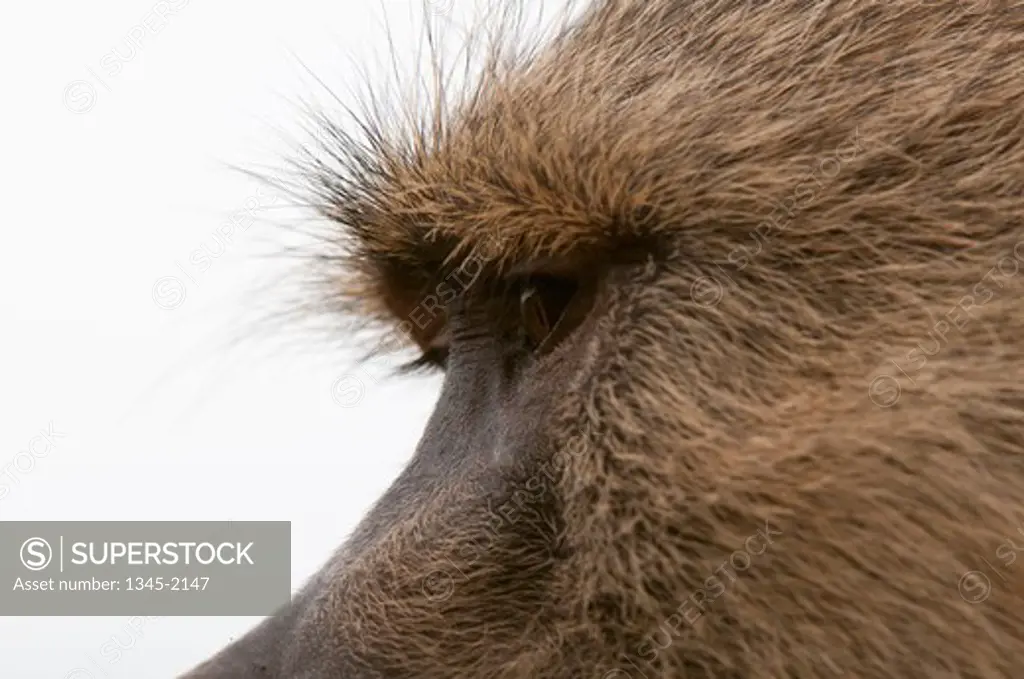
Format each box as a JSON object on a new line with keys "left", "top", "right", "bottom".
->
{"left": 184, "top": 0, "right": 1024, "bottom": 677}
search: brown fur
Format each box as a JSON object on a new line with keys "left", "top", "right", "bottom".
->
{"left": 198, "top": 0, "right": 1024, "bottom": 677}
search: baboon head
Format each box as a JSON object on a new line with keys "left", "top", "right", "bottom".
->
{"left": 184, "top": 1, "right": 1024, "bottom": 677}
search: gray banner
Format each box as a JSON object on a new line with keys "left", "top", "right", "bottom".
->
{"left": 0, "top": 521, "right": 290, "bottom": 616}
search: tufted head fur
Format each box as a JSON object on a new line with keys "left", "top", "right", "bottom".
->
{"left": 184, "top": 0, "right": 1024, "bottom": 677}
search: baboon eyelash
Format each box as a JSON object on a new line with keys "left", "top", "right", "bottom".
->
{"left": 398, "top": 345, "right": 449, "bottom": 373}
{"left": 398, "top": 325, "right": 452, "bottom": 373}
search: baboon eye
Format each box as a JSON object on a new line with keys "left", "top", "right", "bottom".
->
{"left": 517, "top": 275, "right": 581, "bottom": 354}
{"left": 401, "top": 274, "right": 589, "bottom": 374}
{"left": 520, "top": 287, "right": 551, "bottom": 342}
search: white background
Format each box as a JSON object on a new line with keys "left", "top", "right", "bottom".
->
{"left": 0, "top": 0, "right": 539, "bottom": 675}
